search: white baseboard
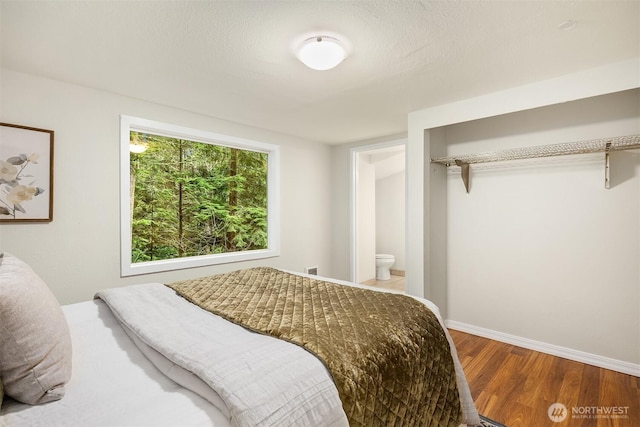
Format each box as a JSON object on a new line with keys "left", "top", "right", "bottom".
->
{"left": 445, "top": 320, "right": 640, "bottom": 377}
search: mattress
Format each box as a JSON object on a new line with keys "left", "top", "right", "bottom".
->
{"left": 0, "top": 272, "right": 478, "bottom": 427}
{"left": 0, "top": 299, "right": 230, "bottom": 427}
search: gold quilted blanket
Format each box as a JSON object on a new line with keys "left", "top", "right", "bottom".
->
{"left": 168, "top": 267, "right": 462, "bottom": 427}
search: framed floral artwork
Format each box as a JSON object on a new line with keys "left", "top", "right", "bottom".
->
{"left": 0, "top": 123, "right": 54, "bottom": 222}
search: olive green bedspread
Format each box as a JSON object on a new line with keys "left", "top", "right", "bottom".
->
{"left": 168, "top": 267, "right": 463, "bottom": 427}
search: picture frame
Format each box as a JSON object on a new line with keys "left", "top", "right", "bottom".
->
{"left": 0, "top": 123, "right": 54, "bottom": 222}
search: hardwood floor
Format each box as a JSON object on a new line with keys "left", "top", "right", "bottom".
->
{"left": 449, "top": 330, "right": 640, "bottom": 427}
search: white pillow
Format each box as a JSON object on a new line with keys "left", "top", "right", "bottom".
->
{"left": 0, "top": 252, "right": 72, "bottom": 404}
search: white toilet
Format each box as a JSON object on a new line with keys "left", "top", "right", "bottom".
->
{"left": 375, "top": 254, "right": 395, "bottom": 280}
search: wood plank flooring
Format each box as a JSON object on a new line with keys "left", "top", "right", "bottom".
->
{"left": 360, "top": 275, "right": 405, "bottom": 292}
{"left": 448, "top": 330, "right": 640, "bottom": 427}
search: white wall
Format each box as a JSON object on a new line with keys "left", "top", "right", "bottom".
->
{"left": 330, "top": 144, "right": 353, "bottom": 282}
{"left": 375, "top": 171, "right": 405, "bottom": 271}
{"left": 407, "top": 59, "right": 640, "bottom": 304}
{"left": 356, "top": 155, "right": 376, "bottom": 282}
{"left": 445, "top": 89, "right": 640, "bottom": 365}
{"left": 0, "top": 69, "right": 334, "bottom": 304}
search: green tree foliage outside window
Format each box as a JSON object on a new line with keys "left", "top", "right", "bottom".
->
{"left": 130, "top": 132, "right": 268, "bottom": 263}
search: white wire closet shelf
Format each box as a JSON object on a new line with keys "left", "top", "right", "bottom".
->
{"left": 430, "top": 134, "right": 640, "bottom": 192}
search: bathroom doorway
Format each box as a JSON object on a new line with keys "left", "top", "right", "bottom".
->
{"left": 350, "top": 139, "right": 406, "bottom": 291}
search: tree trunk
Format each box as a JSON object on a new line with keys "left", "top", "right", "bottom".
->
{"left": 226, "top": 148, "right": 238, "bottom": 251}
{"left": 178, "top": 140, "right": 184, "bottom": 257}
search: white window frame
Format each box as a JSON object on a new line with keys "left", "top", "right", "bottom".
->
{"left": 120, "top": 115, "right": 280, "bottom": 276}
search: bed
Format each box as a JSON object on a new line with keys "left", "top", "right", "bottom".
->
{"left": 0, "top": 253, "right": 480, "bottom": 427}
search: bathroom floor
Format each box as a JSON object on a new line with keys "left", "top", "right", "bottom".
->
{"left": 360, "top": 275, "right": 405, "bottom": 293}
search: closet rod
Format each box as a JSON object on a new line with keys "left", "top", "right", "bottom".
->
{"left": 430, "top": 134, "right": 640, "bottom": 166}
{"left": 430, "top": 134, "right": 640, "bottom": 193}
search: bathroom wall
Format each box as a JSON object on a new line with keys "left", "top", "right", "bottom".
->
{"left": 375, "top": 171, "right": 405, "bottom": 271}
{"left": 356, "top": 154, "right": 376, "bottom": 282}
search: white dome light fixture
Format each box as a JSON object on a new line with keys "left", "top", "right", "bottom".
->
{"left": 297, "top": 36, "right": 347, "bottom": 71}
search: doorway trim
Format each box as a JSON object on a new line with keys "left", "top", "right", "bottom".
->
{"left": 349, "top": 138, "right": 407, "bottom": 283}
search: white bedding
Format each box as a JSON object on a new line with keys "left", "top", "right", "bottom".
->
{"left": 0, "top": 272, "right": 479, "bottom": 427}
{"left": 96, "top": 283, "right": 349, "bottom": 427}
{"left": 0, "top": 299, "right": 230, "bottom": 427}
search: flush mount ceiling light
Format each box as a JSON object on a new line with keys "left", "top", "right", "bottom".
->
{"left": 297, "top": 36, "right": 347, "bottom": 71}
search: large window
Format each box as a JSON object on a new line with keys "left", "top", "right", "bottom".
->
{"left": 120, "top": 116, "right": 279, "bottom": 276}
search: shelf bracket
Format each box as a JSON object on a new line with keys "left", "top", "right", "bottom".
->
{"left": 455, "top": 159, "right": 470, "bottom": 193}
{"left": 604, "top": 142, "right": 611, "bottom": 189}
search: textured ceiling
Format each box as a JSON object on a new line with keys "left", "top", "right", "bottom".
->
{"left": 1, "top": 1, "right": 638, "bottom": 144}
